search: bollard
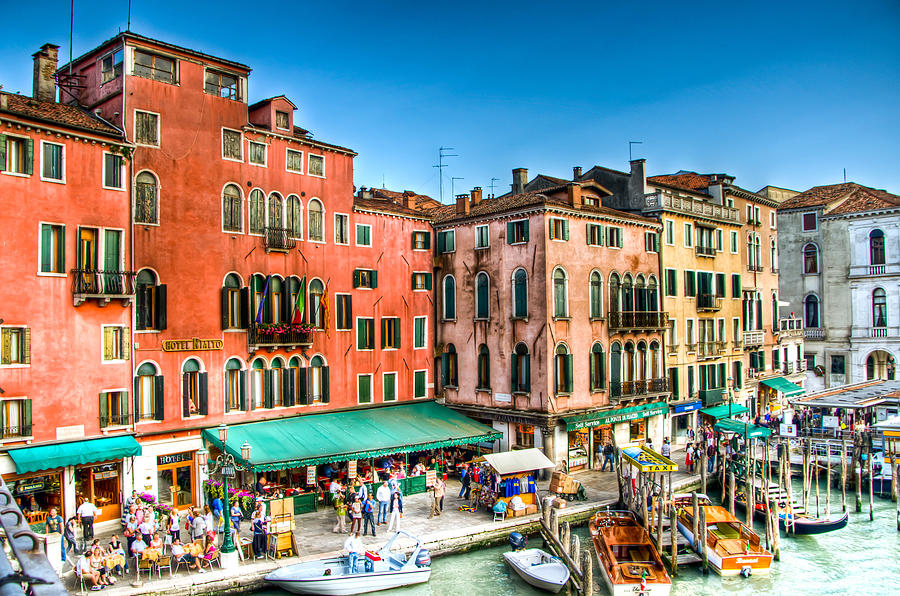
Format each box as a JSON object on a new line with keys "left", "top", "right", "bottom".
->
{"left": 581, "top": 549, "right": 593, "bottom": 596}
{"left": 550, "top": 508, "right": 560, "bottom": 546}
{"left": 571, "top": 534, "right": 580, "bottom": 576}
{"left": 841, "top": 437, "right": 848, "bottom": 513}
{"left": 561, "top": 521, "right": 571, "bottom": 556}
{"left": 868, "top": 441, "right": 875, "bottom": 521}
{"left": 669, "top": 503, "right": 679, "bottom": 576}
{"left": 699, "top": 505, "right": 709, "bottom": 574}
{"left": 691, "top": 492, "right": 700, "bottom": 555}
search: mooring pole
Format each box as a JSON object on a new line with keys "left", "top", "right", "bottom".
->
{"left": 841, "top": 436, "right": 848, "bottom": 513}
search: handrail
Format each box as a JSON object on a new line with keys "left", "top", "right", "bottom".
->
{"left": 70, "top": 269, "right": 136, "bottom": 296}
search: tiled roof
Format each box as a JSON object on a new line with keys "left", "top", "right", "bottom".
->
{"left": 1, "top": 92, "right": 123, "bottom": 137}
{"left": 647, "top": 172, "right": 712, "bottom": 192}
{"left": 354, "top": 189, "right": 440, "bottom": 218}
{"left": 777, "top": 182, "right": 900, "bottom": 214}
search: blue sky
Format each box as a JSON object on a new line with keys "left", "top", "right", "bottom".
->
{"left": 3, "top": 0, "right": 899, "bottom": 200}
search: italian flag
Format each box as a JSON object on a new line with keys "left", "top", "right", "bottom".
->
{"left": 291, "top": 277, "right": 307, "bottom": 324}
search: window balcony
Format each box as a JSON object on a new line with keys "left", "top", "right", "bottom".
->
{"left": 697, "top": 342, "right": 720, "bottom": 359}
{"left": 797, "top": 360, "right": 807, "bottom": 372}
{"left": 609, "top": 378, "right": 668, "bottom": 399}
{"left": 782, "top": 362, "right": 794, "bottom": 374}
{"left": 100, "top": 413, "right": 131, "bottom": 428}
{"left": 685, "top": 342, "right": 698, "bottom": 353}
{"left": 608, "top": 311, "right": 669, "bottom": 331}
{"left": 747, "top": 263, "right": 764, "bottom": 272}
{"left": 696, "top": 294, "right": 722, "bottom": 312}
{"left": 263, "top": 226, "right": 297, "bottom": 253}
{"left": 848, "top": 263, "right": 900, "bottom": 278}
{"left": 248, "top": 322, "right": 313, "bottom": 351}
{"left": 778, "top": 317, "right": 803, "bottom": 337}
{"left": 695, "top": 245, "right": 716, "bottom": 258}
{"left": 71, "top": 269, "right": 136, "bottom": 306}
{"left": 699, "top": 388, "right": 724, "bottom": 406}
{"left": 643, "top": 192, "right": 741, "bottom": 224}
{"left": 0, "top": 424, "right": 32, "bottom": 440}
{"left": 804, "top": 328, "right": 826, "bottom": 340}
{"left": 732, "top": 339, "right": 743, "bottom": 349}
{"left": 743, "top": 330, "right": 764, "bottom": 347}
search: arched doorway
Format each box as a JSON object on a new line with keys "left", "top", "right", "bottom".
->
{"left": 866, "top": 350, "right": 896, "bottom": 381}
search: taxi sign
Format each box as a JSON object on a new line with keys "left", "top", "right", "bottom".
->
{"left": 621, "top": 444, "right": 678, "bottom": 472}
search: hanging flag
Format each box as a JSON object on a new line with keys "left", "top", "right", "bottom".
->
{"left": 320, "top": 283, "right": 330, "bottom": 337}
{"left": 291, "top": 276, "right": 307, "bottom": 324}
{"left": 255, "top": 275, "right": 271, "bottom": 325}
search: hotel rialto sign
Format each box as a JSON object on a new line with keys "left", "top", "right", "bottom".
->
{"left": 161, "top": 338, "right": 224, "bottom": 352}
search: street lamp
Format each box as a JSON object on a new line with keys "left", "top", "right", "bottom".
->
{"left": 196, "top": 424, "right": 252, "bottom": 568}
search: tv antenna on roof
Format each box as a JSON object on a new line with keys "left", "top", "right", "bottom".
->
{"left": 489, "top": 177, "right": 500, "bottom": 197}
{"left": 433, "top": 146, "right": 458, "bottom": 203}
{"left": 629, "top": 141, "right": 643, "bottom": 162}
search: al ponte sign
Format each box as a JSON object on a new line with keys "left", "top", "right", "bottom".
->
{"left": 161, "top": 338, "right": 224, "bottom": 352}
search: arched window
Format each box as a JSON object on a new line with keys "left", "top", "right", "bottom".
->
{"left": 609, "top": 273, "right": 621, "bottom": 314}
{"left": 873, "top": 288, "right": 887, "bottom": 327}
{"left": 477, "top": 344, "right": 490, "bottom": 389}
{"left": 249, "top": 189, "right": 265, "bottom": 234}
{"left": 647, "top": 276, "right": 659, "bottom": 311}
{"left": 553, "top": 267, "right": 568, "bottom": 318}
{"left": 636, "top": 341, "right": 648, "bottom": 381}
{"left": 512, "top": 268, "right": 528, "bottom": 318}
{"left": 870, "top": 229, "right": 885, "bottom": 265}
{"left": 624, "top": 342, "right": 636, "bottom": 383}
{"left": 804, "top": 294, "right": 820, "bottom": 328}
{"left": 590, "top": 271, "right": 603, "bottom": 319}
{"left": 308, "top": 198, "right": 324, "bottom": 241}
{"left": 135, "top": 171, "right": 158, "bottom": 224}
{"left": 270, "top": 358, "right": 284, "bottom": 407}
{"left": 622, "top": 274, "right": 634, "bottom": 312}
{"left": 136, "top": 269, "right": 164, "bottom": 331}
{"left": 270, "top": 277, "right": 284, "bottom": 324}
{"left": 181, "top": 358, "right": 206, "bottom": 417}
{"left": 267, "top": 192, "right": 284, "bottom": 229}
{"left": 555, "top": 344, "right": 573, "bottom": 394}
{"left": 772, "top": 293, "right": 779, "bottom": 331}
{"left": 511, "top": 343, "right": 531, "bottom": 392}
{"left": 590, "top": 343, "right": 606, "bottom": 391}
{"left": 250, "top": 358, "right": 266, "bottom": 408}
{"left": 251, "top": 274, "right": 267, "bottom": 324}
{"left": 443, "top": 276, "right": 456, "bottom": 320}
{"left": 308, "top": 279, "right": 324, "bottom": 328}
{"left": 475, "top": 272, "right": 490, "bottom": 319}
{"left": 803, "top": 243, "right": 819, "bottom": 274}
{"left": 609, "top": 343, "right": 622, "bottom": 397}
{"left": 287, "top": 276, "right": 302, "bottom": 324}
{"left": 442, "top": 344, "right": 458, "bottom": 387}
{"left": 222, "top": 184, "right": 242, "bottom": 232}
{"left": 224, "top": 358, "right": 243, "bottom": 411}
{"left": 754, "top": 236, "right": 762, "bottom": 270}
{"left": 136, "top": 362, "right": 160, "bottom": 421}
{"left": 286, "top": 195, "right": 302, "bottom": 239}
{"left": 867, "top": 355, "right": 876, "bottom": 380}
{"left": 770, "top": 238, "right": 778, "bottom": 271}
{"left": 309, "top": 355, "right": 329, "bottom": 403}
{"left": 288, "top": 356, "right": 305, "bottom": 406}
{"left": 635, "top": 275, "right": 647, "bottom": 311}
{"left": 649, "top": 341, "right": 661, "bottom": 380}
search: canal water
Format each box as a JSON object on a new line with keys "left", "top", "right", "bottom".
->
{"left": 259, "top": 483, "right": 900, "bottom": 595}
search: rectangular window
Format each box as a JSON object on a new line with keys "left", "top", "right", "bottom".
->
{"left": 275, "top": 110, "right": 290, "bottom": 130}
{"left": 715, "top": 273, "right": 725, "bottom": 298}
{"left": 606, "top": 226, "right": 623, "bottom": 248}
{"left": 665, "top": 269, "right": 677, "bottom": 296}
{"left": 475, "top": 224, "right": 490, "bottom": 249}
{"left": 770, "top": 211, "right": 777, "bottom": 228}
{"left": 412, "top": 231, "right": 430, "bottom": 250}
{"left": 645, "top": 231, "right": 659, "bottom": 253}
{"left": 3, "top": 136, "right": 32, "bottom": 175}
{"left": 286, "top": 148, "right": 303, "bottom": 172}
{"left": 102, "top": 325, "right": 129, "bottom": 361}
{"left": 336, "top": 294, "right": 352, "bottom": 330}
{"left": 248, "top": 141, "right": 266, "bottom": 166}
{"left": 103, "top": 153, "right": 124, "bottom": 189}
{"left": 381, "top": 317, "right": 401, "bottom": 350}
{"left": 831, "top": 355, "right": 845, "bottom": 375}
{"left": 668, "top": 319, "right": 677, "bottom": 345}
{"left": 308, "top": 154, "right": 324, "bottom": 177}
{"left": 686, "top": 320, "right": 695, "bottom": 348}
{"left": 101, "top": 49, "right": 123, "bottom": 83}
{"left": 0, "top": 327, "right": 30, "bottom": 365}
{"left": 733, "top": 361, "right": 742, "bottom": 390}
{"left": 40, "top": 142, "right": 64, "bottom": 182}
{"left": 715, "top": 229, "right": 723, "bottom": 251}
{"left": 802, "top": 212, "right": 817, "bottom": 231}
{"left": 222, "top": 129, "right": 242, "bottom": 160}
{"left": 773, "top": 348, "right": 781, "bottom": 369}
{"left": 437, "top": 230, "right": 456, "bottom": 253}
{"left": 383, "top": 372, "right": 398, "bottom": 402}
{"left": 334, "top": 214, "right": 349, "bottom": 244}
{"left": 414, "top": 370, "right": 427, "bottom": 399}
{"left": 414, "top": 316, "right": 427, "bottom": 349}
{"left": 135, "top": 111, "right": 159, "bottom": 146}
{"left": 357, "top": 318, "right": 375, "bottom": 350}
{"left": 99, "top": 391, "right": 129, "bottom": 428}
{"left": 39, "top": 223, "right": 65, "bottom": 274}
{"left": 665, "top": 220, "right": 674, "bottom": 245}
{"left": 0, "top": 398, "right": 32, "bottom": 438}
{"left": 133, "top": 49, "right": 175, "bottom": 83}
{"left": 412, "top": 272, "right": 432, "bottom": 291}
{"left": 357, "top": 374, "right": 372, "bottom": 404}
{"left": 549, "top": 217, "right": 569, "bottom": 241}
{"left": 684, "top": 270, "right": 696, "bottom": 297}
{"left": 353, "top": 269, "right": 377, "bottom": 289}
{"left": 586, "top": 223, "right": 604, "bottom": 246}
{"left": 684, "top": 223, "right": 693, "bottom": 247}
{"left": 355, "top": 223, "right": 371, "bottom": 246}
{"left": 204, "top": 69, "right": 241, "bottom": 100}
{"left": 730, "top": 230, "right": 739, "bottom": 253}
{"left": 507, "top": 220, "right": 528, "bottom": 244}
{"left": 731, "top": 274, "right": 741, "bottom": 298}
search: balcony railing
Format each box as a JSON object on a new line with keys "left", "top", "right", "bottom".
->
{"left": 871, "top": 327, "right": 888, "bottom": 338}
{"left": 609, "top": 378, "right": 669, "bottom": 399}
{"left": 686, "top": 342, "right": 698, "bottom": 353}
{"left": 643, "top": 192, "right": 741, "bottom": 224}
{"left": 849, "top": 263, "right": 899, "bottom": 278}
{"left": 695, "top": 245, "right": 716, "bottom": 257}
{"left": 804, "top": 328, "right": 826, "bottom": 340}
{"left": 782, "top": 362, "right": 794, "bottom": 374}
{"left": 608, "top": 311, "right": 669, "bottom": 331}
{"left": 71, "top": 269, "right": 136, "bottom": 306}
{"left": 264, "top": 226, "right": 297, "bottom": 252}
{"left": 249, "top": 322, "right": 313, "bottom": 350}
{"left": 732, "top": 339, "right": 743, "bottom": 349}
{"left": 797, "top": 360, "right": 807, "bottom": 372}
{"left": 778, "top": 317, "right": 803, "bottom": 337}
{"left": 100, "top": 413, "right": 131, "bottom": 428}
{"left": 699, "top": 388, "right": 724, "bottom": 406}
{"left": 698, "top": 342, "right": 720, "bottom": 359}
{"left": 747, "top": 263, "right": 764, "bottom": 272}
{"left": 0, "top": 424, "right": 32, "bottom": 439}
{"left": 743, "top": 330, "right": 764, "bottom": 347}
{"left": 697, "top": 294, "right": 722, "bottom": 311}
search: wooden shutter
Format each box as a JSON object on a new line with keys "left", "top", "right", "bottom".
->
{"left": 523, "top": 355, "right": 531, "bottom": 391}
{"left": 600, "top": 353, "right": 606, "bottom": 388}
{"left": 221, "top": 287, "right": 230, "bottom": 329}
{"left": 393, "top": 319, "right": 401, "bottom": 349}
{"left": 22, "top": 328, "right": 31, "bottom": 365}
{"left": 414, "top": 371, "right": 425, "bottom": 398}
{"left": 103, "top": 327, "right": 114, "bottom": 360}
{"left": 0, "top": 135, "right": 6, "bottom": 172}
{"left": 100, "top": 392, "right": 109, "bottom": 427}
{"left": 381, "top": 319, "right": 388, "bottom": 349}
{"left": 155, "top": 284, "right": 167, "bottom": 330}
{"left": 120, "top": 389, "right": 130, "bottom": 422}
{"left": 22, "top": 399, "right": 32, "bottom": 436}
{"left": 589, "top": 352, "right": 595, "bottom": 390}
{"left": 410, "top": 273, "right": 417, "bottom": 291}
{"left": 523, "top": 221, "right": 529, "bottom": 242}
{"left": 285, "top": 372, "right": 295, "bottom": 407}
{"left": 506, "top": 222, "right": 514, "bottom": 244}
{"left": 154, "top": 375, "right": 164, "bottom": 420}
{"left": 423, "top": 232, "right": 431, "bottom": 249}
{"left": 1, "top": 330, "right": 9, "bottom": 365}
{"left": 441, "top": 354, "right": 449, "bottom": 386}
{"left": 563, "top": 219, "right": 569, "bottom": 241}
{"left": 264, "top": 369, "right": 273, "bottom": 408}
{"left": 239, "top": 370, "right": 248, "bottom": 410}
{"left": 511, "top": 353, "right": 518, "bottom": 390}
{"left": 133, "top": 377, "right": 140, "bottom": 424}
{"left": 371, "top": 270, "right": 378, "bottom": 288}
{"left": 240, "top": 287, "right": 250, "bottom": 328}
{"left": 425, "top": 273, "right": 432, "bottom": 291}
{"left": 24, "top": 138, "right": 33, "bottom": 175}
{"left": 199, "top": 372, "right": 208, "bottom": 415}
{"left": 299, "top": 368, "right": 309, "bottom": 405}
{"left": 182, "top": 373, "right": 190, "bottom": 417}
{"left": 353, "top": 270, "right": 361, "bottom": 288}
{"left": 281, "top": 286, "right": 291, "bottom": 323}
{"left": 437, "top": 231, "right": 446, "bottom": 253}
{"left": 321, "top": 366, "right": 330, "bottom": 403}
{"left": 40, "top": 225, "right": 51, "bottom": 272}
{"left": 120, "top": 326, "right": 130, "bottom": 360}
{"left": 411, "top": 233, "right": 417, "bottom": 250}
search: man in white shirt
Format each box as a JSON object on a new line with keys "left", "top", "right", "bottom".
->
{"left": 76, "top": 499, "right": 100, "bottom": 549}
{"left": 343, "top": 532, "right": 363, "bottom": 574}
{"left": 375, "top": 482, "right": 390, "bottom": 525}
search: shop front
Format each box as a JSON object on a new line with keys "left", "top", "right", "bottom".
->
{"left": 563, "top": 401, "right": 669, "bottom": 470}
{"left": 75, "top": 461, "right": 122, "bottom": 523}
{"left": 156, "top": 451, "right": 196, "bottom": 510}
{"left": 669, "top": 399, "right": 703, "bottom": 444}
{"left": 567, "top": 428, "right": 589, "bottom": 471}
{"left": 5, "top": 470, "right": 64, "bottom": 524}
{"left": 758, "top": 377, "right": 804, "bottom": 415}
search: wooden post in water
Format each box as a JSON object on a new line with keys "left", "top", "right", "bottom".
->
{"left": 700, "top": 447, "right": 707, "bottom": 495}
{"left": 801, "top": 441, "right": 809, "bottom": 513}
{"left": 867, "top": 438, "right": 874, "bottom": 521}
{"left": 543, "top": 500, "right": 552, "bottom": 529}
{"left": 856, "top": 436, "right": 863, "bottom": 513}
{"left": 841, "top": 437, "right": 848, "bottom": 513}
{"left": 814, "top": 448, "right": 821, "bottom": 518}
{"left": 581, "top": 549, "right": 593, "bottom": 596}
{"left": 570, "top": 533, "right": 580, "bottom": 576}
{"left": 826, "top": 442, "right": 832, "bottom": 517}
{"left": 895, "top": 462, "right": 900, "bottom": 531}
{"left": 691, "top": 492, "right": 700, "bottom": 557}
{"left": 746, "top": 440, "right": 754, "bottom": 528}
{"left": 728, "top": 470, "right": 736, "bottom": 515}
{"left": 656, "top": 494, "right": 664, "bottom": 553}
{"left": 699, "top": 505, "right": 709, "bottom": 574}
{"left": 550, "top": 509, "right": 560, "bottom": 546}
{"left": 561, "top": 521, "right": 571, "bottom": 556}
{"left": 641, "top": 485, "right": 650, "bottom": 533}
{"left": 669, "top": 503, "right": 679, "bottom": 576}
{"left": 782, "top": 443, "right": 794, "bottom": 535}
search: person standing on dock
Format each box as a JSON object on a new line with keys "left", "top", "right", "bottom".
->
{"left": 601, "top": 440, "right": 615, "bottom": 471}
{"left": 333, "top": 493, "right": 348, "bottom": 533}
{"left": 363, "top": 494, "right": 377, "bottom": 537}
{"left": 376, "top": 481, "right": 390, "bottom": 525}
{"left": 661, "top": 437, "right": 671, "bottom": 458}
{"left": 387, "top": 492, "right": 403, "bottom": 532}
{"left": 428, "top": 477, "right": 445, "bottom": 518}
{"left": 707, "top": 441, "right": 717, "bottom": 474}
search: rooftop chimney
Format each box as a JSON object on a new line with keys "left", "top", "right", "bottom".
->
{"left": 402, "top": 191, "right": 414, "bottom": 209}
{"left": 567, "top": 183, "right": 582, "bottom": 208}
{"left": 708, "top": 180, "right": 724, "bottom": 204}
{"left": 573, "top": 166, "right": 582, "bottom": 179}
{"left": 628, "top": 158, "right": 647, "bottom": 204}
{"left": 470, "top": 187, "right": 483, "bottom": 206}
{"left": 32, "top": 43, "right": 60, "bottom": 103}
{"left": 455, "top": 193, "right": 470, "bottom": 216}
{"left": 512, "top": 168, "right": 528, "bottom": 195}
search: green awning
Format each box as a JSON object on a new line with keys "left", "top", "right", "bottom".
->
{"left": 699, "top": 403, "right": 750, "bottom": 420}
{"left": 760, "top": 377, "right": 804, "bottom": 397}
{"left": 8, "top": 435, "right": 142, "bottom": 474}
{"left": 564, "top": 401, "right": 669, "bottom": 431}
{"left": 715, "top": 419, "right": 772, "bottom": 438}
{"left": 201, "top": 401, "right": 501, "bottom": 472}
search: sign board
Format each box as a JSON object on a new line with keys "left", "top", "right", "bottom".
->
{"left": 494, "top": 393, "right": 512, "bottom": 403}
{"left": 157, "top": 452, "right": 193, "bottom": 466}
{"left": 162, "top": 338, "right": 224, "bottom": 352}
{"left": 17, "top": 480, "right": 45, "bottom": 494}
{"left": 56, "top": 425, "right": 85, "bottom": 441}
{"left": 348, "top": 460, "right": 357, "bottom": 480}
{"left": 780, "top": 424, "right": 797, "bottom": 437}
{"left": 425, "top": 469, "right": 437, "bottom": 488}
{"left": 306, "top": 466, "right": 316, "bottom": 485}
{"left": 221, "top": 465, "right": 235, "bottom": 478}
{"left": 822, "top": 415, "right": 839, "bottom": 429}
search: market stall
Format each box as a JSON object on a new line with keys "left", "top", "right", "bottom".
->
{"left": 469, "top": 448, "right": 556, "bottom": 517}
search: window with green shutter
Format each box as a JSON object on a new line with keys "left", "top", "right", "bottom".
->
{"left": 715, "top": 273, "right": 725, "bottom": 298}
{"left": 40, "top": 224, "right": 65, "bottom": 274}
{"left": 586, "top": 223, "right": 604, "bottom": 246}
{"left": 381, "top": 317, "right": 400, "bottom": 349}
{"left": 357, "top": 374, "right": 372, "bottom": 403}
{"left": 414, "top": 370, "right": 427, "bottom": 398}
{"left": 733, "top": 361, "right": 742, "bottom": 389}
{"left": 41, "top": 142, "right": 64, "bottom": 181}
{"left": 507, "top": 220, "right": 529, "bottom": 244}
{"left": 2, "top": 136, "right": 33, "bottom": 175}
{"left": 513, "top": 268, "right": 528, "bottom": 318}
{"left": 665, "top": 269, "right": 677, "bottom": 297}
{"left": 103, "top": 153, "right": 123, "bottom": 188}
{"left": 549, "top": 218, "right": 569, "bottom": 241}
{"left": 357, "top": 318, "right": 374, "bottom": 350}
{"left": 684, "top": 270, "right": 696, "bottom": 297}
{"left": 475, "top": 272, "right": 490, "bottom": 319}
{"left": 731, "top": 274, "right": 741, "bottom": 298}
{"left": 355, "top": 223, "right": 372, "bottom": 246}
{"left": 437, "top": 230, "right": 455, "bottom": 253}
{"left": 412, "top": 231, "right": 430, "bottom": 250}
{"left": 414, "top": 316, "right": 426, "bottom": 349}
{"left": 383, "top": 372, "right": 397, "bottom": 402}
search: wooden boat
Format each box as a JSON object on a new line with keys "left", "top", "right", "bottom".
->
{"left": 674, "top": 494, "right": 774, "bottom": 577}
{"left": 589, "top": 510, "right": 672, "bottom": 595}
{"left": 265, "top": 531, "right": 431, "bottom": 595}
{"left": 733, "top": 480, "right": 849, "bottom": 535}
{"left": 502, "top": 548, "right": 570, "bottom": 593}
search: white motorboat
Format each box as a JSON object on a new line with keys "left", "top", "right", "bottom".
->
{"left": 265, "top": 531, "right": 431, "bottom": 595}
{"left": 503, "top": 548, "right": 570, "bottom": 593}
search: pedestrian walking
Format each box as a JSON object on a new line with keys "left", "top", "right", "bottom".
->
{"left": 685, "top": 443, "right": 694, "bottom": 473}
{"left": 376, "top": 481, "right": 390, "bottom": 525}
{"left": 349, "top": 496, "right": 363, "bottom": 534}
{"left": 457, "top": 464, "right": 468, "bottom": 498}
{"left": 706, "top": 442, "right": 716, "bottom": 473}
{"left": 230, "top": 502, "right": 243, "bottom": 533}
{"left": 333, "top": 493, "right": 347, "bottom": 533}
{"left": 661, "top": 437, "right": 671, "bottom": 458}
{"left": 362, "top": 495, "right": 377, "bottom": 537}
{"left": 387, "top": 492, "right": 403, "bottom": 533}
{"left": 461, "top": 469, "right": 472, "bottom": 501}
{"left": 211, "top": 494, "right": 223, "bottom": 537}
{"left": 601, "top": 440, "right": 615, "bottom": 471}
{"left": 190, "top": 508, "right": 207, "bottom": 543}
{"left": 76, "top": 498, "right": 100, "bottom": 552}
{"left": 45, "top": 507, "right": 65, "bottom": 562}
{"left": 428, "top": 477, "right": 445, "bottom": 518}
